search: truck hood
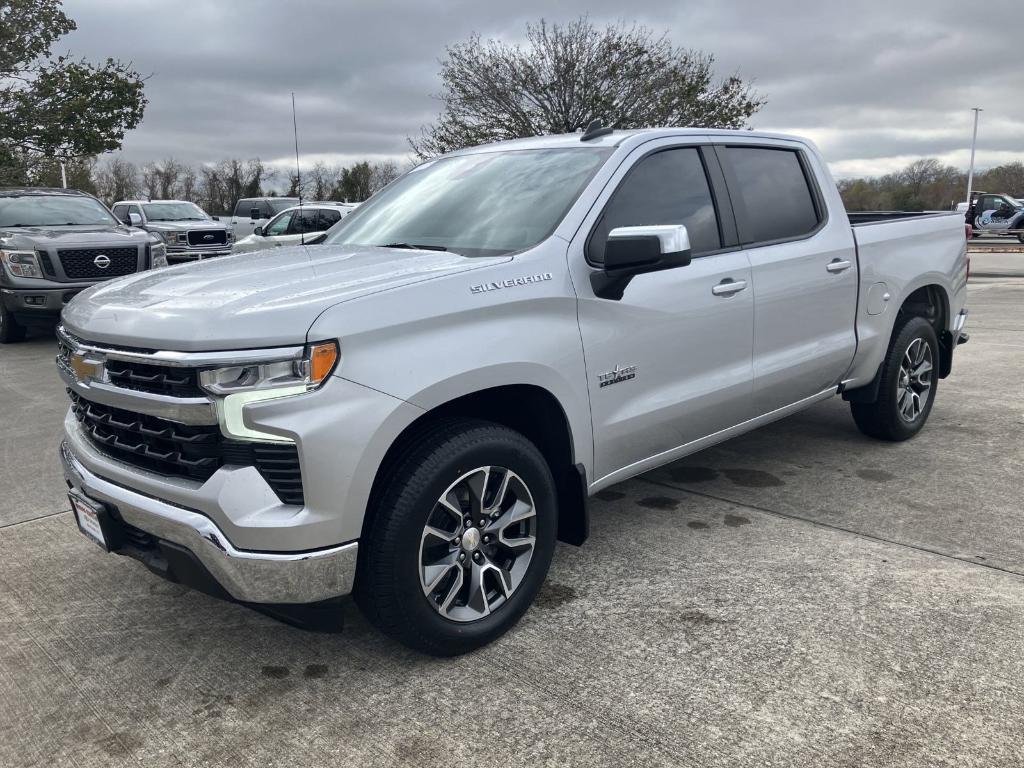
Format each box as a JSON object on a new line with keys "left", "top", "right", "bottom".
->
{"left": 146, "top": 219, "right": 226, "bottom": 233}
{"left": 61, "top": 244, "right": 509, "bottom": 350}
{"left": 0, "top": 224, "right": 149, "bottom": 249}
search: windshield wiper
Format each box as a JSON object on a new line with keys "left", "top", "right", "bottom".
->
{"left": 377, "top": 242, "right": 448, "bottom": 252}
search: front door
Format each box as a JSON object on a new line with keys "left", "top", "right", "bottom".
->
{"left": 569, "top": 142, "right": 756, "bottom": 484}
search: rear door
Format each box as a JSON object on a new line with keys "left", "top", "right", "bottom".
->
{"left": 717, "top": 142, "right": 858, "bottom": 415}
{"left": 570, "top": 139, "right": 755, "bottom": 484}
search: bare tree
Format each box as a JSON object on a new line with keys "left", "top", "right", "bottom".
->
{"left": 410, "top": 18, "right": 764, "bottom": 158}
{"left": 141, "top": 157, "right": 188, "bottom": 200}
{"left": 93, "top": 155, "right": 140, "bottom": 203}
{"left": 369, "top": 159, "right": 399, "bottom": 193}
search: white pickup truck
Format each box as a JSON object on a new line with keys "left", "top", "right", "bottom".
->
{"left": 57, "top": 127, "right": 969, "bottom": 655}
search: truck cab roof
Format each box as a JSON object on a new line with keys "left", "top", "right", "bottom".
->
{"left": 449, "top": 127, "right": 815, "bottom": 156}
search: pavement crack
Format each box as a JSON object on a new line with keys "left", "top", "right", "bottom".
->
{"left": 640, "top": 476, "right": 1024, "bottom": 580}
{"left": 0, "top": 509, "right": 70, "bottom": 530}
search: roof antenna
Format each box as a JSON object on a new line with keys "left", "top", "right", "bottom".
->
{"left": 581, "top": 119, "right": 613, "bottom": 142}
{"left": 292, "top": 91, "right": 305, "bottom": 245}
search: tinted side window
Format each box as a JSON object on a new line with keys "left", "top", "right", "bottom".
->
{"left": 725, "top": 147, "right": 820, "bottom": 244}
{"left": 318, "top": 208, "right": 342, "bottom": 229}
{"left": 111, "top": 204, "right": 127, "bottom": 220}
{"left": 588, "top": 148, "right": 720, "bottom": 264}
{"left": 289, "top": 209, "right": 320, "bottom": 234}
{"left": 233, "top": 199, "right": 253, "bottom": 217}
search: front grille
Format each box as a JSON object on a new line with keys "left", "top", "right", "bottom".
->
{"left": 187, "top": 230, "right": 227, "bottom": 247}
{"left": 70, "top": 391, "right": 304, "bottom": 505}
{"left": 58, "top": 247, "right": 138, "bottom": 279}
{"left": 104, "top": 360, "right": 204, "bottom": 398}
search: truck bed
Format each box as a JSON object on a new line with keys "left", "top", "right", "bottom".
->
{"left": 847, "top": 211, "right": 959, "bottom": 226}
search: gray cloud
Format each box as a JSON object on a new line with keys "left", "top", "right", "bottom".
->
{"left": 62, "top": 0, "right": 1022, "bottom": 178}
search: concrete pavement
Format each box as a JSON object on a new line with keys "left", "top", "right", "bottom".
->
{"left": 1, "top": 269, "right": 1022, "bottom": 767}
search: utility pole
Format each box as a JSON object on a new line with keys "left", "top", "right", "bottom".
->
{"left": 60, "top": 161, "right": 67, "bottom": 189}
{"left": 965, "top": 107, "right": 982, "bottom": 208}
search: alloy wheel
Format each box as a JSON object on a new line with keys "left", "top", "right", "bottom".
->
{"left": 418, "top": 466, "right": 537, "bottom": 622}
{"left": 897, "top": 337, "right": 933, "bottom": 422}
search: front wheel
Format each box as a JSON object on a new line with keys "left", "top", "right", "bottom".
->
{"left": 850, "top": 316, "right": 939, "bottom": 441}
{"left": 355, "top": 419, "right": 557, "bottom": 655}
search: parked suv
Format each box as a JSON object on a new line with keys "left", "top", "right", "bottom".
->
{"left": 229, "top": 197, "right": 298, "bottom": 240}
{"left": 58, "top": 129, "right": 968, "bottom": 654}
{"left": 232, "top": 202, "right": 358, "bottom": 254}
{"left": 112, "top": 200, "right": 233, "bottom": 263}
{"left": 0, "top": 188, "right": 163, "bottom": 343}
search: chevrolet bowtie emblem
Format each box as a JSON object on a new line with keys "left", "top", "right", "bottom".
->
{"left": 70, "top": 353, "right": 101, "bottom": 382}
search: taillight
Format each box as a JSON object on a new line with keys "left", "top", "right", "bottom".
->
{"left": 965, "top": 223, "right": 973, "bottom": 240}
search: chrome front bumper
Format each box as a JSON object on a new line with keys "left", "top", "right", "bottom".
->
{"left": 60, "top": 441, "right": 358, "bottom": 604}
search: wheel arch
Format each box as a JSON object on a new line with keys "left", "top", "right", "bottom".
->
{"left": 363, "top": 383, "right": 590, "bottom": 548}
{"left": 845, "top": 281, "right": 951, "bottom": 404}
{"left": 896, "top": 282, "right": 954, "bottom": 378}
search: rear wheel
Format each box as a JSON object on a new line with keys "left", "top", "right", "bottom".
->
{"left": 355, "top": 419, "right": 557, "bottom": 655}
{"left": 0, "top": 305, "right": 26, "bottom": 344}
{"left": 850, "top": 316, "right": 938, "bottom": 441}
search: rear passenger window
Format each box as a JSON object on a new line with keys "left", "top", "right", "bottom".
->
{"left": 588, "top": 148, "right": 721, "bottom": 264}
{"left": 290, "top": 209, "right": 320, "bottom": 234}
{"left": 318, "top": 208, "right": 342, "bottom": 229}
{"left": 725, "top": 147, "right": 820, "bottom": 244}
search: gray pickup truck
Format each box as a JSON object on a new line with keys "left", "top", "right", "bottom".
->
{"left": 57, "top": 128, "right": 968, "bottom": 655}
{"left": 111, "top": 200, "right": 233, "bottom": 263}
{"left": 0, "top": 188, "right": 164, "bottom": 343}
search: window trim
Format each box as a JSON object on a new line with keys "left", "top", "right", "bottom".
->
{"left": 583, "top": 144, "right": 735, "bottom": 268}
{"left": 716, "top": 143, "right": 828, "bottom": 249}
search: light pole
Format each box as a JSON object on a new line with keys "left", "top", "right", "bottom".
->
{"left": 965, "top": 107, "right": 982, "bottom": 209}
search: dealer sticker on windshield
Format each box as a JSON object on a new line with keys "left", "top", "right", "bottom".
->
{"left": 69, "top": 492, "right": 107, "bottom": 550}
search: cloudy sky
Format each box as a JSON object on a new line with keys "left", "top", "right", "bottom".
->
{"left": 62, "top": 0, "right": 1022, "bottom": 179}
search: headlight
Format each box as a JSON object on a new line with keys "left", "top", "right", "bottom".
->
{"left": 0, "top": 249, "right": 43, "bottom": 278}
{"left": 150, "top": 242, "right": 168, "bottom": 269}
{"left": 199, "top": 341, "right": 339, "bottom": 442}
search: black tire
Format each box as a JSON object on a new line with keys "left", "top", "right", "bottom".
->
{"left": 0, "top": 304, "right": 26, "bottom": 344}
{"left": 354, "top": 418, "right": 557, "bottom": 656}
{"left": 850, "top": 316, "right": 939, "bottom": 441}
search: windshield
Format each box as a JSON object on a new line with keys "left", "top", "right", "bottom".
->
{"left": 324, "top": 148, "right": 611, "bottom": 256}
{"left": 142, "top": 202, "right": 208, "bottom": 221}
{"left": 0, "top": 195, "right": 117, "bottom": 227}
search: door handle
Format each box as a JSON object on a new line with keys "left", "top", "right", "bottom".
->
{"left": 826, "top": 259, "right": 853, "bottom": 273}
{"left": 712, "top": 279, "right": 748, "bottom": 296}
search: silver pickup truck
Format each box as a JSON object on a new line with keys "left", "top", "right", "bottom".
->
{"left": 57, "top": 128, "right": 969, "bottom": 655}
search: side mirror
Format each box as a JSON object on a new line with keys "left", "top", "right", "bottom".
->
{"left": 592, "top": 224, "right": 692, "bottom": 300}
{"left": 211, "top": 215, "right": 220, "bottom": 221}
{"left": 253, "top": 225, "right": 263, "bottom": 237}
{"left": 250, "top": 207, "right": 261, "bottom": 220}
{"left": 128, "top": 212, "right": 143, "bottom": 226}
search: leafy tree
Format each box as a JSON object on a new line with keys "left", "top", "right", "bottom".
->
{"left": 410, "top": 18, "right": 764, "bottom": 158}
{"left": 0, "top": 0, "right": 147, "bottom": 181}
{"left": 334, "top": 161, "right": 375, "bottom": 201}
